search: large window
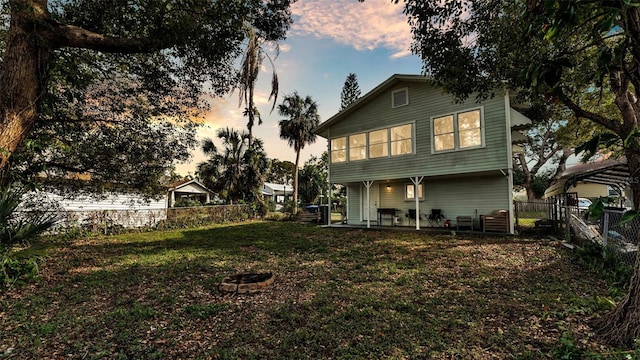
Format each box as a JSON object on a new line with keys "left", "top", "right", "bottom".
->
{"left": 330, "top": 137, "right": 347, "bottom": 163}
{"left": 349, "top": 133, "right": 367, "bottom": 161}
{"left": 433, "top": 115, "right": 455, "bottom": 151}
{"left": 458, "top": 110, "right": 482, "bottom": 148}
{"left": 391, "top": 124, "right": 413, "bottom": 155}
{"left": 433, "top": 109, "right": 482, "bottom": 152}
{"left": 330, "top": 123, "right": 413, "bottom": 163}
{"left": 405, "top": 183, "right": 424, "bottom": 200}
{"left": 368, "top": 129, "right": 388, "bottom": 158}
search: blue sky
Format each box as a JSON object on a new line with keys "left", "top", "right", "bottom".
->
{"left": 175, "top": 0, "right": 424, "bottom": 176}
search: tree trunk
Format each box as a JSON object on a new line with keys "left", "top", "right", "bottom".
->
{"left": 516, "top": 153, "right": 536, "bottom": 200}
{"left": 293, "top": 149, "right": 300, "bottom": 215}
{"left": 596, "top": 149, "right": 640, "bottom": 346}
{"left": 0, "top": 0, "right": 53, "bottom": 169}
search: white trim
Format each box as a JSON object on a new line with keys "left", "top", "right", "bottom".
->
{"left": 391, "top": 87, "right": 409, "bottom": 108}
{"left": 411, "top": 176, "right": 424, "bottom": 230}
{"left": 348, "top": 132, "right": 368, "bottom": 162}
{"left": 404, "top": 183, "right": 424, "bottom": 201}
{"left": 504, "top": 91, "right": 515, "bottom": 234}
{"left": 361, "top": 181, "right": 376, "bottom": 228}
{"left": 330, "top": 122, "right": 415, "bottom": 162}
{"left": 330, "top": 136, "right": 348, "bottom": 163}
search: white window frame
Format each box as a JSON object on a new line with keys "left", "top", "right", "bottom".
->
{"left": 431, "top": 107, "right": 485, "bottom": 153}
{"left": 368, "top": 128, "right": 389, "bottom": 159}
{"left": 392, "top": 88, "right": 409, "bottom": 108}
{"left": 390, "top": 123, "right": 414, "bottom": 156}
{"left": 331, "top": 122, "right": 415, "bottom": 163}
{"left": 330, "top": 136, "right": 347, "bottom": 163}
{"left": 404, "top": 183, "right": 424, "bottom": 201}
{"left": 349, "top": 133, "right": 367, "bottom": 161}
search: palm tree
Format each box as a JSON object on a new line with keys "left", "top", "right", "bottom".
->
{"left": 278, "top": 92, "right": 320, "bottom": 214}
{"left": 196, "top": 128, "right": 267, "bottom": 204}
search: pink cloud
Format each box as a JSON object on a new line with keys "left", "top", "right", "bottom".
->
{"left": 291, "top": 0, "right": 413, "bottom": 58}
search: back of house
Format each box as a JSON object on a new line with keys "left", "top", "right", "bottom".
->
{"left": 315, "top": 74, "right": 530, "bottom": 233}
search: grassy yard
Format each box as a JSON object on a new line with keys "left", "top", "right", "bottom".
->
{"left": 0, "top": 221, "right": 629, "bottom": 359}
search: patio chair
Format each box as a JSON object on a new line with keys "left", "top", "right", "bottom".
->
{"left": 406, "top": 209, "right": 417, "bottom": 225}
{"left": 427, "top": 209, "right": 445, "bottom": 227}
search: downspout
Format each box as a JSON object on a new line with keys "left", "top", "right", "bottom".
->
{"left": 504, "top": 88, "right": 515, "bottom": 234}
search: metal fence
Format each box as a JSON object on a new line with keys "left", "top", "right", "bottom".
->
{"left": 598, "top": 208, "right": 639, "bottom": 266}
{"left": 513, "top": 200, "right": 561, "bottom": 233}
{"left": 515, "top": 200, "right": 638, "bottom": 265}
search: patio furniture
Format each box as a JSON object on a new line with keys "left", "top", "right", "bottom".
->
{"left": 481, "top": 210, "right": 509, "bottom": 232}
{"left": 456, "top": 216, "right": 473, "bottom": 230}
{"left": 377, "top": 208, "right": 399, "bottom": 226}
{"left": 427, "top": 209, "right": 445, "bottom": 227}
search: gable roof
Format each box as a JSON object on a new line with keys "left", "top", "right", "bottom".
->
{"left": 167, "top": 179, "right": 214, "bottom": 194}
{"left": 314, "top": 74, "right": 431, "bottom": 138}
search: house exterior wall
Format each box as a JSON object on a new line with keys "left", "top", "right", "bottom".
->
{"left": 41, "top": 192, "right": 167, "bottom": 211}
{"left": 33, "top": 192, "right": 168, "bottom": 229}
{"left": 328, "top": 81, "right": 508, "bottom": 183}
{"left": 344, "top": 174, "right": 509, "bottom": 226}
{"left": 568, "top": 183, "right": 609, "bottom": 198}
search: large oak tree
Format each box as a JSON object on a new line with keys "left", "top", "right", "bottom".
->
{"left": 399, "top": 0, "right": 640, "bottom": 346}
{"left": 0, "top": 0, "right": 293, "bottom": 172}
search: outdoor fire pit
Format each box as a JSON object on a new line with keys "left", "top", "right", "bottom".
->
{"left": 218, "top": 272, "right": 275, "bottom": 294}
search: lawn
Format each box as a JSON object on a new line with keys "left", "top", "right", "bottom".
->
{"left": 0, "top": 221, "right": 628, "bottom": 359}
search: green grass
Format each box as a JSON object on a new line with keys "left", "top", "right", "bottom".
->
{"left": 0, "top": 221, "right": 629, "bottom": 359}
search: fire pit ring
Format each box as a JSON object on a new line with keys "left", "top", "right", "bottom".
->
{"left": 219, "top": 272, "right": 275, "bottom": 294}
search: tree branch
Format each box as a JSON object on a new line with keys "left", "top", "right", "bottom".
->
{"left": 49, "top": 22, "right": 172, "bottom": 53}
{"left": 561, "top": 94, "right": 622, "bottom": 134}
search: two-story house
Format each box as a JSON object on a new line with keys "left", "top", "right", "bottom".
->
{"left": 314, "top": 74, "right": 531, "bottom": 233}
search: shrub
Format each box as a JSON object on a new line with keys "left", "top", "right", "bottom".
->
{"left": 1, "top": 257, "right": 39, "bottom": 290}
{"left": 572, "top": 241, "right": 633, "bottom": 288}
{"left": 0, "top": 185, "right": 57, "bottom": 289}
{"left": 173, "top": 198, "right": 202, "bottom": 207}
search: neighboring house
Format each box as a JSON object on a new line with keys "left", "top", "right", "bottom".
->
{"left": 31, "top": 191, "right": 168, "bottom": 229}
{"left": 166, "top": 179, "right": 215, "bottom": 207}
{"left": 261, "top": 182, "right": 294, "bottom": 203}
{"left": 314, "top": 74, "right": 532, "bottom": 233}
{"left": 41, "top": 192, "right": 167, "bottom": 211}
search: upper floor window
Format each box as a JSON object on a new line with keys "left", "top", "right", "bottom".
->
{"left": 330, "top": 123, "right": 413, "bottom": 163}
{"left": 433, "top": 108, "right": 483, "bottom": 152}
{"left": 392, "top": 88, "right": 408, "bottom": 108}
{"left": 391, "top": 124, "right": 413, "bottom": 155}
{"left": 349, "top": 133, "right": 367, "bottom": 161}
{"left": 331, "top": 137, "right": 347, "bottom": 163}
{"left": 368, "top": 129, "right": 388, "bottom": 158}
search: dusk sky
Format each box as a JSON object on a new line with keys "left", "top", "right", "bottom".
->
{"left": 175, "top": 0, "right": 424, "bottom": 176}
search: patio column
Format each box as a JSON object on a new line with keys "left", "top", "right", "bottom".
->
{"left": 328, "top": 182, "right": 333, "bottom": 227}
{"left": 363, "top": 180, "right": 374, "bottom": 228}
{"left": 411, "top": 176, "right": 424, "bottom": 230}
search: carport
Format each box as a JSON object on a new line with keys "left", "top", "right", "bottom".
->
{"left": 544, "top": 157, "right": 631, "bottom": 241}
